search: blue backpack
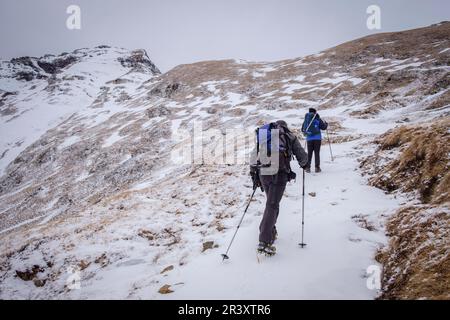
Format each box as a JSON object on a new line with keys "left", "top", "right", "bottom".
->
{"left": 304, "top": 113, "right": 321, "bottom": 136}
{"left": 256, "top": 123, "right": 288, "bottom": 157}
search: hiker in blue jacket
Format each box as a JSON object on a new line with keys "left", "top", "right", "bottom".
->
{"left": 301, "top": 108, "right": 328, "bottom": 173}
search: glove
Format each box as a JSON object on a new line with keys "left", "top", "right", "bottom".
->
{"left": 299, "top": 162, "right": 308, "bottom": 170}
{"left": 250, "top": 166, "right": 263, "bottom": 191}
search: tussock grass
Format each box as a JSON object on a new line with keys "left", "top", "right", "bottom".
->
{"left": 362, "top": 118, "right": 450, "bottom": 299}
{"left": 376, "top": 205, "right": 450, "bottom": 300}
{"left": 369, "top": 118, "right": 450, "bottom": 204}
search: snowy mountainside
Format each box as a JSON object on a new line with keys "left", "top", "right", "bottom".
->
{"left": 0, "top": 46, "right": 160, "bottom": 175}
{"left": 0, "top": 22, "right": 449, "bottom": 299}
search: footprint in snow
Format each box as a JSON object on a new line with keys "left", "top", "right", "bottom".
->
{"left": 348, "top": 234, "right": 362, "bottom": 242}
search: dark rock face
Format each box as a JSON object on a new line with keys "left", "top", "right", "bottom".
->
{"left": 52, "top": 56, "right": 78, "bottom": 70}
{"left": 15, "top": 71, "right": 35, "bottom": 81}
{"left": 118, "top": 50, "right": 161, "bottom": 75}
{"left": 1, "top": 91, "right": 17, "bottom": 99}
{"left": 38, "top": 56, "right": 78, "bottom": 74}
{"left": 37, "top": 61, "right": 57, "bottom": 74}
{"left": 11, "top": 57, "right": 39, "bottom": 71}
{"left": 6, "top": 48, "right": 159, "bottom": 85}
{"left": 165, "top": 83, "right": 180, "bottom": 96}
{"left": 10, "top": 55, "right": 78, "bottom": 81}
{"left": 15, "top": 265, "right": 44, "bottom": 281}
{"left": 149, "top": 82, "right": 181, "bottom": 98}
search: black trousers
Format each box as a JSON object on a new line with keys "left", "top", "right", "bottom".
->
{"left": 306, "top": 140, "right": 321, "bottom": 168}
{"left": 259, "top": 173, "right": 288, "bottom": 244}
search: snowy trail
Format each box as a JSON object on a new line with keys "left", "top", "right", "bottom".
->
{"left": 154, "top": 140, "right": 402, "bottom": 300}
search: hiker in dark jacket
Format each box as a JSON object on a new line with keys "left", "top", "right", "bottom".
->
{"left": 250, "top": 120, "right": 308, "bottom": 255}
{"left": 301, "top": 108, "right": 328, "bottom": 173}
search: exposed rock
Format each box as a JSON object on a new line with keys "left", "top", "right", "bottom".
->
{"left": 146, "top": 105, "right": 170, "bottom": 118}
{"left": 15, "top": 265, "right": 44, "bottom": 281}
{"left": 15, "top": 71, "right": 35, "bottom": 81}
{"left": 160, "top": 265, "right": 174, "bottom": 274}
{"left": 51, "top": 56, "right": 78, "bottom": 70}
{"left": 158, "top": 284, "right": 174, "bottom": 294}
{"left": 118, "top": 49, "right": 160, "bottom": 74}
{"left": 149, "top": 82, "right": 181, "bottom": 98}
{"left": 11, "top": 56, "right": 39, "bottom": 71}
{"left": 33, "top": 279, "right": 46, "bottom": 287}
{"left": 1, "top": 91, "right": 17, "bottom": 99}
{"left": 37, "top": 61, "right": 57, "bottom": 74}
{"left": 138, "top": 229, "right": 155, "bottom": 241}
{"left": 94, "top": 253, "right": 109, "bottom": 267}
{"left": 202, "top": 241, "right": 215, "bottom": 252}
{"left": 78, "top": 260, "right": 90, "bottom": 271}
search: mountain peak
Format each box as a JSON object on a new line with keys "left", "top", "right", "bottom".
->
{"left": 1, "top": 46, "right": 160, "bottom": 82}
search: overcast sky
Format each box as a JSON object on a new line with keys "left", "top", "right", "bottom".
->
{"left": 0, "top": 0, "right": 449, "bottom": 72}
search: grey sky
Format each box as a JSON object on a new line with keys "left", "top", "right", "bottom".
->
{"left": 0, "top": 0, "right": 449, "bottom": 72}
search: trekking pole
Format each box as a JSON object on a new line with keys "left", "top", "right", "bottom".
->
{"left": 299, "top": 169, "right": 307, "bottom": 248}
{"left": 326, "top": 128, "right": 334, "bottom": 162}
{"left": 221, "top": 188, "right": 256, "bottom": 261}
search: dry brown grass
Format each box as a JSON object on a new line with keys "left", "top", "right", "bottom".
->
{"left": 367, "top": 118, "right": 450, "bottom": 204}
{"left": 350, "top": 102, "right": 387, "bottom": 118}
{"left": 361, "top": 118, "right": 450, "bottom": 299}
{"left": 376, "top": 205, "right": 450, "bottom": 300}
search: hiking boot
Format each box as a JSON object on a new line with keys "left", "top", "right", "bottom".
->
{"left": 257, "top": 242, "right": 276, "bottom": 256}
{"left": 315, "top": 167, "right": 322, "bottom": 173}
{"left": 304, "top": 167, "right": 311, "bottom": 173}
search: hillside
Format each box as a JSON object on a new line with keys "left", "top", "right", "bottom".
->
{"left": 0, "top": 22, "right": 449, "bottom": 299}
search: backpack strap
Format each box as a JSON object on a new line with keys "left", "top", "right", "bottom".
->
{"left": 304, "top": 113, "right": 318, "bottom": 133}
{"left": 256, "top": 122, "right": 292, "bottom": 158}
{"left": 273, "top": 122, "right": 292, "bottom": 158}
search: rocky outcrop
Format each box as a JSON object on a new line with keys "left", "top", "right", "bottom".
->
{"left": 118, "top": 49, "right": 161, "bottom": 75}
{"left": 37, "top": 56, "right": 78, "bottom": 74}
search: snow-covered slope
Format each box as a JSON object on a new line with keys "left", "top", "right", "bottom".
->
{"left": 0, "top": 22, "right": 448, "bottom": 299}
{"left": 0, "top": 46, "right": 160, "bottom": 175}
